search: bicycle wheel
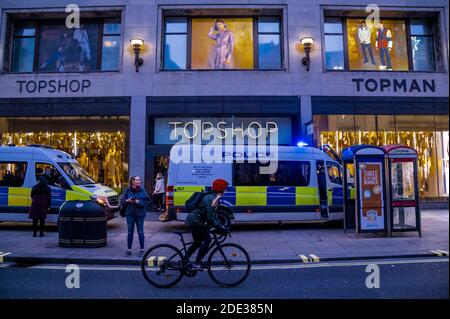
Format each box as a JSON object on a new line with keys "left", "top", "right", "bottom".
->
{"left": 207, "top": 243, "right": 251, "bottom": 287}
{"left": 141, "top": 244, "right": 184, "bottom": 288}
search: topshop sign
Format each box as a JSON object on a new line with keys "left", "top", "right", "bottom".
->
{"left": 16, "top": 79, "right": 91, "bottom": 94}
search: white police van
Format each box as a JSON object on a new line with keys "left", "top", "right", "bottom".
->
{"left": 166, "top": 145, "right": 344, "bottom": 223}
{"left": 0, "top": 144, "right": 120, "bottom": 222}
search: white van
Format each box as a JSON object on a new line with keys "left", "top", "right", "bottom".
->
{"left": 166, "top": 145, "right": 344, "bottom": 223}
{"left": 0, "top": 145, "right": 120, "bottom": 222}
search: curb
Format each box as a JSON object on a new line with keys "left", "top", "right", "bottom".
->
{"left": 3, "top": 251, "right": 448, "bottom": 266}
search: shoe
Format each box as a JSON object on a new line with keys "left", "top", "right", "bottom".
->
{"left": 379, "top": 65, "right": 387, "bottom": 70}
{"left": 39, "top": 233, "right": 45, "bottom": 237}
{"left": 139, "top": 250, "right": 145, "bottom": 257}
{"left": 124, "top": 250, "right": 132, "bottom": 257}
{"left": 33, "top": 233, "right": 37, "bottom": 237}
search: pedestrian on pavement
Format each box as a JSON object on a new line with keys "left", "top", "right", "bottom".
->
{"left": 29, "top": 176, "right": 52, "bottom": 237}
{"left": 123, "top": 175, "right": 151, "bottom": 257}
{"left": 184, "top": 178, "right": 230, "bottom": 269}
{"left": 152, "top": 172, "right": 166, "bottom": 213}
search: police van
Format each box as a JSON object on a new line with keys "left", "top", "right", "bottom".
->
{"left": 166, "top": 145, "right": 344, "bottom": 223}
{"left": 0, "top": 145, "right": 120, "bottom": 223}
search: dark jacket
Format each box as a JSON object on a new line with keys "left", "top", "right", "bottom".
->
{"left": 185, "top": 192, "right": 222, "bottom": 228}
{"left": 123, "top": 186, "right": 151, "bottom": 217}
{"left": 29, "top": 181, "right": 52, "bottom": 219}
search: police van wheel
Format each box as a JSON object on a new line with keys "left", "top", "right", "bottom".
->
{"left": 217, "top": 210, "right": 231, "bottom": 228}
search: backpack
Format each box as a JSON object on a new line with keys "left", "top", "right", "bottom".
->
{"left": 185, "top": 191, "right": 208, "bottom": 213}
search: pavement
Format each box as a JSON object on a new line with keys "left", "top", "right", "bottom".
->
{"left": 0, "top": 209, "right": 448, "bottom": 265}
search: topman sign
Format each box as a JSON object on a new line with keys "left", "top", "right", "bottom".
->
{"left": 352, "top": 78, "right": 436, "bottom": 93}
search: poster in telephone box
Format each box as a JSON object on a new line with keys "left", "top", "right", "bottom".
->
{"left": 358, "top": 161, "right": 386, "bottom": 231}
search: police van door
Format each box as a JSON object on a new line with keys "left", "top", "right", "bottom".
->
{"left": 325, "top": 161, "right": 344, "bottom": 217}
{"left": 316, "top": 161, "right": 329, "bottom": 218}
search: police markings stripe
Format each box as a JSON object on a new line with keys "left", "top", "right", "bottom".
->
{"left": 431, "top": 250, "right": 449, "bottom": 256}
{"left": 0, "top": 252, "right": 11, "bottom": 263}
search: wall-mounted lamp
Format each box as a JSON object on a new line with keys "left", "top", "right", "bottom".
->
{"left": 300, "top": 37, "right": 314, "bottom": 71}
{"left": 130, "top": 38, "right": 144, "bottom": 72}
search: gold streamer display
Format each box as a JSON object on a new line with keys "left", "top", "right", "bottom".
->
{"left": 0, "top": 131, "right": 126, "bottom": 190}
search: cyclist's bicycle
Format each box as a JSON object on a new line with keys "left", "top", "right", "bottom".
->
{"left": 141, "top": 228, "right": 251, "bottom": 288}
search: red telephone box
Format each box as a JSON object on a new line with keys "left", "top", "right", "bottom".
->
{"left": 383, "top": 145, "right": 421, "bottom": 237}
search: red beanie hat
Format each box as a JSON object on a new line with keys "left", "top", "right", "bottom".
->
{"left": 212, "top": 179, "right": 229, "bottom": 193}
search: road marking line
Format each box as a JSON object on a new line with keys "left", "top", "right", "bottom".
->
{"left": 147, "top": 256, "right": 156, "bottom": 267}
{"left": 309, "top": 254, "right": 320, "bottom": 262}
{"left": 23, "top": 257, "right": 448, "bottom": 272}
{"left": 299, "top": 255, "right": 310, "bottom": 263}
{"left": 0, "top": 252, "right": 11, "bottom": 263}
{"left": 435, "top": 250, "right": 449, "bottom": 256}
{"left": 431, "top": 250, "right": 444, "bottom": 256}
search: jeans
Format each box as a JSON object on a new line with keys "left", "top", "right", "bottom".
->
{"left": 154, "top": 193, "right": 164, "bottom": 211}
{"left": 126, "top": 214, "right": 145, "bottom": 250}
{"left": 360, "top": 43, "right": 375, "bottom": 64}
{"left": 379, "top": 48, "right": 392, "bottom": 69}
{"left": 185, "top": 225, "right": 211, "bottom": 263}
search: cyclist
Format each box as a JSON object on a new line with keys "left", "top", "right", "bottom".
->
{"left": 184, "top": 178, "right": 230, "bottom": 269}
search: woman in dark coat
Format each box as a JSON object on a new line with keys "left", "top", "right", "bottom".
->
{"left": 29, "top": 176, "right": 52, "bottom": 237}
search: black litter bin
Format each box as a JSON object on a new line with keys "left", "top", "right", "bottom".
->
{"left": 58, "top": 200, "right": 107, "bottom": 248}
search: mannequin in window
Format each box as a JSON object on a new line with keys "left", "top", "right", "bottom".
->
{"left": 73, "top": 24, "right": 91, "bottom": 71}
{"left": 208, "top": 20, "right": 234, "bottom": 69}
{"left": 357, "top": 20, "right": 376, "bottom": 66}
{"left": 375, "top": 22, "right": 393, "bottom": 70}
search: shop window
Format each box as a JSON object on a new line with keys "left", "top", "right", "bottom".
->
{"left": 101, "top": 19, "right": 122, "bottom": 71}
{"left": 163, "top": 17, "right": 188, "bottom": 70}
{"left": 0, "top": 116, "right": 129, "bottom": 191}
{"left": 326, "top": 162, "right": 342, "bottom": 184}
{"left": 324, "top": 18, "right": 345, "bottom": 70}
{"left": 11, "top": 22, "right": 36, "bottom": 72}
{"left": 268, "top": 161, "right": 310, "bottom": 186}
{"left": 257, "top": 16, "right": 282, "bottom": 69}
{"left": 410, "top": 19, "right": 435, "bottom": 71}
{"left": 346, "top": 19, "right": 409, "bottom": 71}
{"left": 314, "top": 114, "right": 447, "bottom": 200}
{"left": 0, "top": 162, "right": 27, "bottom": 187}
{"left": 9, "top": 17, "right": 121, "bottom": 73}
{"left": 324, "top": 15, "right": 436, "bottom": 72}
{"left": 162, "top": 13, "right": 283, "bottom": 71}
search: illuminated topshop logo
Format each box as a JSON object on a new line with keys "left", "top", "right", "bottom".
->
{"left": 169, "top": 120, "right": 279, "bottom": 174}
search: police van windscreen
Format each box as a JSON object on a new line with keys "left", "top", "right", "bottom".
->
{"left": 57, "top": 162, "right": 95, "bottom": 185}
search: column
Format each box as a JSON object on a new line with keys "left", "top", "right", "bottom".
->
{"left": 129, "top": 96, "right": 146, "bottom": 185}
{"left": 300, "top": 95, "right": 313, "bottom": 146}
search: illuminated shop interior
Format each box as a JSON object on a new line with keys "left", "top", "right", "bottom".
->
{"left": 314, "top": 114, "right": 449, "bottom": 200}
{"left": 0, "top": 116, "right": 129, "bottom": 192}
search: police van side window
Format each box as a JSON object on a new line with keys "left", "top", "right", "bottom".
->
{"left": 35, "top": 163, "right": 68, "bottom": 189}
{"left": 0, "top": 162, "right": 27, "bottom": 187}
{"left": 268, "top": 161, "right": 310, "bottom": 186}
{"left": 233, "top": 161, "right": 310, "bottom": 186}
{"left": 234, "top": 163, "right": 269, "bottom": 186}
{"left": 327, "top": 162, "right": 342, "bottom": 185}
